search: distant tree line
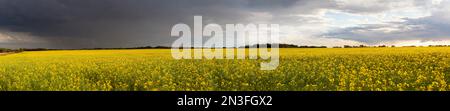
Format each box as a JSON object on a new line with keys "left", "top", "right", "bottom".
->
{"left": 243, "top": 44, "right": 450, "bottom": 48}
{"left": 80, "top": 46, "right": 171, "bottom": 50}
{"left": 338, "top": 45, "right": 395, "bottom": 48}
{"left": 429, "top": 45, "right": 449, "bottom": 47}
{"left": 2, "top": 44, "right": 450, "bottom": 52}
{"left": 0, "top": 48, "right": 24, "bottom": 53}
{"left": 242, "top": 44, "right": 327, "bottom": 48}
{"left": 139, "top": 44, "right": 450, "bottom": 49}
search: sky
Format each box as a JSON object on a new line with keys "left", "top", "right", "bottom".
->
{"left": 0, "top": 0, "right": 449, "bottom": 48}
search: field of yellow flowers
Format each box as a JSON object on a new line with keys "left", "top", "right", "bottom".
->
{"left": 0, "top": 47, "right": 450, "bottom": 91}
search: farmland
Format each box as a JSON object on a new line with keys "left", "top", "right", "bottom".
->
{"left": 0, "top": 47, "right": 450, "bottom": 91}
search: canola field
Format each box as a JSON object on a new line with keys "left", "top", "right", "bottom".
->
{"left": 1, "top": 47, "right": 450, "bottom": 91}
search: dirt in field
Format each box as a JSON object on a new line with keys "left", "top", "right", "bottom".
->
{"left": 0, "top": 53, "right": 11, "bottom": 56}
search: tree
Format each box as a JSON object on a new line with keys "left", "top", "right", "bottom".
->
{"left": 0, "top": 48, "right": 7, "bottom": 53}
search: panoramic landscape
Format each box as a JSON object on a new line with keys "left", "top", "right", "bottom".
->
{"left": 0, "top": 0, "right": 450, "bottom": 92}
{"left": 3, "top": 0, "right": 450, "bottom": 110}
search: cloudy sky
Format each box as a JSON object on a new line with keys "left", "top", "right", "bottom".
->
{"left": 0, "top": 0, "right": 449, "bottom": 48}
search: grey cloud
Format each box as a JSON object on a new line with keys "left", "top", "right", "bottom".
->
{"left": 334, "top": 0, "right": 424, "bottom": 14}
{"left": 0, "top": 0, "right": 307, "bottom": 48}
{"left": 323, "top": 0, "right": 450, "bottom": 44}
{"left": 0, "top": 0, "right": 337, "bottom": 48}
{"left": 325, "top": 17, "right": 450, "bottom": 44}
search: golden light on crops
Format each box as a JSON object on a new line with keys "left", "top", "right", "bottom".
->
{"left": 0, "top": 47, "right": 449, "bottom": 91}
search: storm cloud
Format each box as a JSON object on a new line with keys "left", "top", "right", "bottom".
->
{"left": 0, "top": 0, "right": 449, "bottom": 48}
{"left": 0, "top": 0, "right": 321, "bottom": 48}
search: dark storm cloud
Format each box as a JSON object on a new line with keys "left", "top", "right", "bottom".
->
{"left": 2, "top": 0, "right": 447, "bottom": 48}
{"left": 0, "top": 0, "right": 311, "bottom": 48}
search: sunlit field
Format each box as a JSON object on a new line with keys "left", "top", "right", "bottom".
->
{"left": 1, "top": 47, "right": 450, "bottom": 91}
